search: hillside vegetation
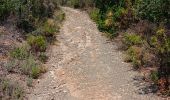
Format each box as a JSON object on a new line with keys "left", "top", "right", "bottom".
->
{"left": 59, "top": 0, "right": 170, "bottom": 96}
{"left": 0, "top": 0, "right": 65, "bottom": 99}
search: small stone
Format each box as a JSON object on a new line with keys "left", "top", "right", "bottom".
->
{"left": 37, "top": 79, "right": 40, "bottom": 83}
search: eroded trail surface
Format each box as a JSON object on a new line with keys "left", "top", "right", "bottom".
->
{"left": 27, "top": 7, "right": 163, "bottom": 100}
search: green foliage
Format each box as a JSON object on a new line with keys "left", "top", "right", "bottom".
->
{"left": 27, "top": 35, "right": 47, "bottom": 52}
{"left": 0, "top": 0, "right": 14, "bottom": 20}
{"left": 39, "top": 52, "right": 48, "bottom": 63}
{"left": 43, "top": 21, "right": 56, "bottom": 36}
{"left": 150, "top": 28, "right": 170, "bottom": 53}
{"left": 126, "top": 46, "right": 142, "bottom": 69}
{"left": 114, "top": 7, "right": 126, "bottom": 19}
{"left": 21, "top": 55, "right": 36, "bottom": 75}
{"left": 31, "top": 0, "right": 56, "bottom": 18}
{"left": 134, "top": 0, "right": 170, "bottom": 23}
{"left": 31, "top": 65, "right": 40, "bottom": 79}
{"left": 16, "top": 0, "right": 57, "bottom": 32}
{"left": 70, "top": 0, "right": 80, "bottom": 8}
{"left": 21, "top": 55, "right": 41, "bottom": 79}
{"left": 0, "top": 0, "right": 58, "bottom": 32}
{"left": 0, "top": 78, "right": 24, "bottom": 100}
{"left": 55, "top": 11, "right": 65, "bottom": 22}
{"left": 5, "top": 60, "right": 17, "bottom": 72}
{"left": 26, "top": 78, "right": 33, "bottom": 87}
{"left": 150, "top": 71, "right": 159, "bottom": 84}
{"left": 10, "top": 45, "right": 29, "bottom": 60}
{"left": 89, "top": 8, "right": 100, "bottom": 22}
{"left": 17, "top": 19, "right": 36, "bottom": 33}
{"left": 6, "top": 54, "right": 45, "bottom": 79}
{"left": 89, "top": 0, "right": 169, "bottom": 38}
{"left": 150, "top": 27, "right": 170, "bottom": 76}
{"left": 89, "top": 0, "right": 135, "bottom": 37}
{"left": 64, "top": 0, "right": 94, "bottom": 8}
{"left": 123, "top": 33, "right": 142, "bottom": 48}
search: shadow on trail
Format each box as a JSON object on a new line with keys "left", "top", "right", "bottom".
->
{"left": 133, "top": 75, "right": 158, "bottom": 95}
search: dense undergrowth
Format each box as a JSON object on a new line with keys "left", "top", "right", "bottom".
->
{"left": 0, "top": 0, "right": 65, "bottom": 99}
{"left": 59, "top": 0, "right": 170, "bottom": 96}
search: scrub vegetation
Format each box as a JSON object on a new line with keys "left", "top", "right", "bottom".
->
{"left": 0, "top": 0, "right": 65, "bottom": 99}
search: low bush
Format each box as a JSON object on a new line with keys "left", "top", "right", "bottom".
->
{"left": 142, "top": 51, "right": 157, "bottom": 67}
{"left": 26, "top": 78, "right": 33, "bottom": 87}
{"left": 123, "top": 33, "right": 143, "bottom": 48}
{"left": 20, "top": 55, "right": 42, "bottom": 79}
{"left": 0, "top": 0, "right": 14, "bottom": 21}
{"left": 43, "top": 20, "right": 56, "bottom": 37}
{"left": 17, "top": 19, "right": 36, "bottom": 33}
{"left": 61, "top": 0, "right": 94, "bottom": 8}
{"left": 55, "top": 12, "right": 65, "bottom": 22}
{"left": 89, "top": 8, "right": 100, "bottom": 22}
{"left": 124, "top": 26, "right": 170, "bottom": 93}
{"left": 53, "top": 10, "right": 65, "bottom": 25}
{"left": 20, "top": 55, "right": 36, "bottom": 75}
{"left": 150, "top": 27, "right": 170, "bottom": 92}
{"left": 27, "top": 35, "right": 47, "bottom": 52}
{"left": 150, "top": 71, "right": 159, "bottom": 84}
{"left": 0, "top": 78, "right": 24, "bottom": 100}
{"left": 5, "top": 60, "right": 17, "bottom": 73}
{"left": 39, "top": 52, "right": 48, "bottom": 63}
{"left": 134, "top": 0, "right": 170, "bottom": 23}
{"left": 31, "top": 65, "right": 40, "bottom": 79}
{"left": 126, "top": 46, "right": 143, "bottom": 69}
{"left": 67, "top": 0, "right": 80, "bottom": 8}
{"left": 6, "top": 52, "right": 46, "bottom": 79}
{"left": 10, "top": 45, "right": 29, "bottom": 60}
{"left": 89, "top": 0, "right": 136, "bottom": 38}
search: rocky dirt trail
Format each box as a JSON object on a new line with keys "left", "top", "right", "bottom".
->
{"left": 27, "top": 7, "right": 163, "bottom": 100}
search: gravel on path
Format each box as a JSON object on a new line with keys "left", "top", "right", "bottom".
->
{"left": 27, "top": 7, "right": 164, "bottom": 100}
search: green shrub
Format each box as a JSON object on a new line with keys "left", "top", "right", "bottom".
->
{"left": 0, "top": 78, "right": 24, "bottom": 100}
{"left": 89, "top": 8, "right": 100, "bottom": 22}
{"left": 31, "top": 65, "right": 40, "bottom": 79}
{"left": 150, "top": 28, "right": 170, "bottom": 77}
{"left": 0, "top": 0, "right": 58, "bottom": 32}
{"left": 39, "top": 52, "right": 48, "bottom": 63}
{"left": 126, "top": 46, "right": 142, "bottom": 69}
{"left": 21, "top": 55, "right": 37, "bottom": 75}
{"left": 20, "top": 55, "right": 44, "bottom": 79}
{"left": 55, "top": 11, "right": 65, "bottom": 22}
{"left": 10, "top": 45, "right": 29, "bottom": 60}
{"left": 26, "top": 78, "right": 33, "bottom": 87}
{"left": 70, "top": 0, "right": 81, "bottom": 8}
{"left": 123, "top": 33, "right": 142, "bottom": 48}
{"left": 150, "top": 71, "right": 159, "bottom": 84}
{"left": 64, "top": 0, "right": 94, "bottom": 8}
{"left": 31, "top": 0, "right": 56, "bottom": 18}
{"left": 43, "top": 20, "right": 56, "bottom": 36}
{"left": 64, "top": 0, "right": 81, "bottom": 8}
{"left": 0, "top": 0, "right": 14, "bottom": 21}
{"left": 27, "top": 35, "right": 47, "bottom": 52}
{"left": 114, "top": 7, "right": 127, "bottom": 19}
{"left": 17, "top": 19, "right": 35, "bottom": 33}
{"left": 134, "top": 0, "right": 170, "bottom": 23}
{"left": 142, "top": 51, "right": 156, "bottom": 67}
{"left": 5, "top": 60, "right": 17, "bottom": 72}
{"left": 88, "top": 0, "right": 136, "bottom": 37}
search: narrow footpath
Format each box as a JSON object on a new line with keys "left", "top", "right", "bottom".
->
{"left": 27, "top": 7, "right": 163, "bottom": 100}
